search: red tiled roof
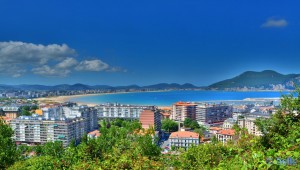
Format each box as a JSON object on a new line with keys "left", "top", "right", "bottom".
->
{"left": 209, "top": 127, "right": 222, "bottom": 131}
{"left": 170, "top": 131, "right": 199, "bottom": 138}
{"left": 88, "top": 130, "right": 101, "bottom": 137}
{"left": 174, "top": 102, "right": 197, "bottom": 106}
{"left": 216, "top": 129, "right": 235, "bottom": 136}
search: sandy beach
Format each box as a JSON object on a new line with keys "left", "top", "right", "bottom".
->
{"left": 35, "top": 91, "right": 165, "bottom": 107}
{"left": 36, "top": 93, "right": 102, "bottom": 107}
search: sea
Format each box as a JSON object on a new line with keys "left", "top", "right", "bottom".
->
{"left": 69, "top": 90, "right": 293, "bottom": 106}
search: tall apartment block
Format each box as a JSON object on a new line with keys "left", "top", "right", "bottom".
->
{"left": 63, "top": 105, "right": 98, "bottom": 132}
{"left": 238, "top": 113, "right": 270, "bottom": 136}
{"left": 139, "top": 109, "right": 162, "bottom": 131}
{"left": 196, "top": 103, "right": 233, "bottom": 125}
{"left": 95, "top": 103, "right": 155, "bottom": 119}
{"left": 10, "top": 106, "right": 98, "bottom": 147}
{"left": 171, "top": 102, "right": 197, "bottom": 121}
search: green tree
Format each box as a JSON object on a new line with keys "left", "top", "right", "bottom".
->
{"left": 184, "top": 118, "right": 200, "bottom": 129}
{"left": 40, "top": 141, "right": 64, "bottom": 158}
{"left": 0, "top": 118, "right": 18, "bottom": 169}
{"left": 161, "top": 119, "right": 178, "bottom": 133}
{"left": 21, "top": 108, "right": 31, "bottom": 116}
{"left": 194, "top": 125, "right": 206, "bottom": 139}
{"left": 190, "top": 120, "right": 200, "bottom": 129}
{"left": 183, "top": 118, "right": 193, "bottom": 127}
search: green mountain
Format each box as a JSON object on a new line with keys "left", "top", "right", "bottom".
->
{"left": 209, "top": 70, "right": 300, "bottom": 90}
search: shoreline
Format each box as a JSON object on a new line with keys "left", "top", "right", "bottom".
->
{"left": 36, "top": 90, "right": 288, "bottom": 107}
{"left": 35, "top": 90, "right": 169, "bottom": 107}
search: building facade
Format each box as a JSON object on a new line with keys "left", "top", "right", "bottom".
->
{"left": 139, "top": 109, "right": 162, "bottom": 131}
{"left": 63, "top": 106, "right": 98, "bottom": 132}
{"left": 222, "top": 118, "right": 237, "bottom": 129}
{"left": 216, "top": 129, "right": 235, "bottom": 144}
{"left": 171, "top": 102, "right": 197, "bottom": 121}
{"left": 169, "top": 131, "right": 199, "bottom": 149}
{"left": 10, "top": 115, "right": 86, "bottom": 147}
{"left": 196, "top": 103, "right": 233, "bottom": 125}
{"left": 238, "top": 113, "right": 270, "bottom": 136}
{"left": 1, "top": 106, "right": 20, "bottom": 119}
{"left": 95, "top": 103, "right": 155, "bottom": 119}
{"left": 10, "top": 106, "right": 98, "bottom": 147}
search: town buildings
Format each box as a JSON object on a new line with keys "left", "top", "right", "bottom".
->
{"left": 171, "top": 102, "right": 197, "bottom": 121}
{"left": 169, "top": 131, "right": 199, "bottom": 149}
{"left": 63, "top": 106, "right": 98, "bottom": 132}
{"left": 196, "top": 103, "right": 233, "bottom": 125}
{"left": 10, "top": 106, "right": 98, "bottom": 147}
{"left": 216, "top": 129, "right": 235, "bottom": 144}
{"left": 96, "top": 103, "right": 155, "bottom": 120}
{"left": 10, "top": 115, "right": 86, "bottom": 147}
{"left": 238, "top": 113, "right": 270, "bottom": 136}
{"left": 139, "top": 109, "right": 162, "bottom": 131}
{"left": 1, "top": 106, "right": 20, "bottom": 119}
{"left": 222, "top": 118, "right": 237, "bottom": 129}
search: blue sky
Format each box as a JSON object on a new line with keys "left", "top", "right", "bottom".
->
{"left": 0, "top": 1, "right": 300, "bottom": 86}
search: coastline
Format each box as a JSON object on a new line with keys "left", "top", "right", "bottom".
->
{"left": 36, "top": 93, "right": 103, "bottom": 107}
{"left": 35, "top": 90, "right": 289, "bottom": 107}
{"left": 35, "top": 90, "right": 168, "bottom": 107}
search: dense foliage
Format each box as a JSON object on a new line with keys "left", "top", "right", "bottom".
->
{"left": 2, "top": 90, "right": 300, "bottom": 169}
{"left": 21, "top": 105, "right": 39, "bottom": 116}
{"left": 161, "top": 118, "right": 178, "bottom": 133}
{"left": 0, "top": 118, "right": 18, "bottom": 169}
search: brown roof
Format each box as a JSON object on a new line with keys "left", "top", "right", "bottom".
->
{"left": 174, "top": 102, "right": 197, "bottom": 106}
{"left": 88, "top": 130, "right": 101, "bottom": 137}
{"left": 161, "top": 112, "right": 171, "bottom": 116}
{"left": 216, "top": 129, "right": 235, "bottom": 136}
{"left": 209, "top": 127, "right": 222, "bottom": 131}
{"left": 159, "top": 107, "right": 171, "bottom": 111}
{"left": 170, "top": 131, "right": 199, "bottom": 138}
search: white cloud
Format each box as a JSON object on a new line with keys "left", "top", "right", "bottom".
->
{"left": 56, "top": 57, "right": 78, "bottom": 69}
{"left": 261, "top": 18, "right": 288, "bottom": 28}
{"left": 75, "top": 59, "right": 109, "bottom": 71}
{"left": 107, "top": 67, "right": 128, "bottom": 73}
{"left": 32, "top": 65, "right": 70, "bottom": 77}
{"left": 0, "top": 41, "right": 126, "bottom": 77}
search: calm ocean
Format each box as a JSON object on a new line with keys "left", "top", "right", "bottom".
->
{"left": 69, "top": 90, "right": 292, "bottom": 106}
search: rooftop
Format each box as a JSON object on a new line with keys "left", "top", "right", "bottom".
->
{"left": 170, "top": 131, "right": 199, "bottom": 138}
{"left": 174, "top": 102, "right": 197, "bottom": 106}
{"left": 209, "top": 127, "right": 222, "bottom": 131}
{"left": 88, "top": 130, "right": 101, "bottom": 137}
{"left": 216, "top": 129, "right": 235, "bottom": 136}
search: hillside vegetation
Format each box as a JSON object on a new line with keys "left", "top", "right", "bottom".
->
{"left": 209, "top": 70, "right": 300, "bottom": 90}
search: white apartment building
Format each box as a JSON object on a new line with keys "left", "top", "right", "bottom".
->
{"left": 238, "top": 113, "right": 270, "bottom": 136}
{"left": 222, "top": 118, "right": 237, "bottom": 129}
{"left": 196, "top": 103, "right": 233, "bottom": 125}
{"left": 96, "top": 103, "right": 155, "bottom": 119}
{"left": 169, "top": 131, "right": 199, "bottom": 149}
{"left": 171, "top": 102, "right": 197, "bottom": 121}
{"left": 10, "top": 115, "right": 86, "bottom": 147}
{"left": 216, "top": 129, "right": 235, "bottom": 144}
{"left": 10, "top": 106, "right": 98, "bottom": 147}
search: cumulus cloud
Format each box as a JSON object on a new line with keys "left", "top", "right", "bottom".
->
{"left": 75, "top": 59, "right": 109, "bottom": 71}
{"left": 261, "top": 18, "right": 288, "bottom": 28}
{"left": 32, "top": 65, "right": 71, "bottom": 77}
{"left": 56, "top": 57, "right": 78, "bottom": 69}
{"left": 0, "top": 41, "right": 126, "bottom": 77}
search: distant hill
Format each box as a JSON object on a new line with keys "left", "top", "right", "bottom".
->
{"left": 0, "top": 83, "right": 201, "bottom": 91}
{"left": 209, "top": 70, "right": 300, "bottom": 90}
